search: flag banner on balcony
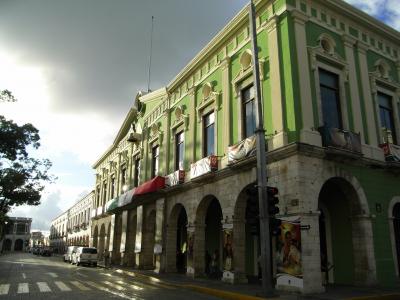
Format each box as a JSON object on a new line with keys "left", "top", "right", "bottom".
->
{"left": 380, "top": 143, "right": 400, "bottom": 162}
{"left": 276, "top": 216, "right": 303, "bottom": 289}
{"left": 118, "top": 188, "right": 136, "bottom": 208}
{"left": 190, "top": 155, "right": 218, "bottom": 179}
{"left": 165, "top": 170, "right": 185, "bottom": 187}
{"left": 105, "top": 197, "right": 119, "bottom": 212}
{"left": 133, "top": 176, "right": 165, "bottom": 196}
{"left": 227, "top": 135, "right": 256, "bottom": 164}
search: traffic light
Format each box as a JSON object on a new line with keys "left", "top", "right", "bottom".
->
{"left": 270, "top": 217, "right": 282, "bottom": 236}
{"left": 267, "top": 186, "right": 279, "bottom": 216}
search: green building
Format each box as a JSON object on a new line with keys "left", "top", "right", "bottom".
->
{"left": 90, "top": 0, "right": 400, "bottom": 293}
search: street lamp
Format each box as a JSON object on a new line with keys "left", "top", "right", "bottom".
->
{"left": 249, "top": 0, "right": 274, "bottom": 296}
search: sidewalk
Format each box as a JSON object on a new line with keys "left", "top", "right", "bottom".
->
{"left": 106, "top": 265, "right": 400, "bottom": 300}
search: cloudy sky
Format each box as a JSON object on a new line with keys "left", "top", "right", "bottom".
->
{"left": 0, "top": 0, "right": 399, "bottom": 231}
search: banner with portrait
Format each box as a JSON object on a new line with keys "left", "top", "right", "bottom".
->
{"left": 275, "top": 216, "right": 303, "bottom": 289}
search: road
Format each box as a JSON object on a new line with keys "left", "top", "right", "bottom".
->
{"left": 0, "top": 252, "right": 219, "bottom": 300}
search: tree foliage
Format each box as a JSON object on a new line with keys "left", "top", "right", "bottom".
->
{"left": 0, "top": 116, "right": 54, "bottom": 218}
{"left": 0, "top": 90, "right": 17, "bottom": 102}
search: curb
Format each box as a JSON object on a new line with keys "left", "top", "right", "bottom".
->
{"left": 346, "top": 294, "right": 400, "bottom": 300}
{"left": 114, "top": 268, "right": 267, "bottom": 300}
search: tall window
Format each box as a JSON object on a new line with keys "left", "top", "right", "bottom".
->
{"left": 134, "top": 158, "right": 140, "bottom": 187}
{"left": 175, "top": 131, "right": 184, "bottom": 170}
{"left": 121, "top": 167, "right": 126, "bottom": 190}
{"left": 110, "top": 176, "right": 115, "bottom": 199}
{"left": 151, "top": 145, "right": 160, "bottom": 178}
{"left": 102, "top": 183, "right": 107, "bottom": 205}
{"left": 242, "top": 84, "right": 256, "bottom": 138}
{"left": 319, "top": 69, "right": 342, "bottom": 129}
{"left": 203, "top": 112, "right": 215, "bottom": 157}
{"left": 96, "top": 186, "right": 100, "bottom": 207}
{"left": 378, "top": 92, "right": 397, "bottom": 144}
{"left": 393, "top": 203, "right": 400, "bottom": 276}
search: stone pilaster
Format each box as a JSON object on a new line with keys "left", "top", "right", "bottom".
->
{"left": 154, "top": 198, "right": 165, "bottom": 273}
{"left": 221, "top": 56, "right": 231, "bottom": 159}
{"left": 292, "top": 10, "right": 322, "bottom": 147}
{"left": 188, "top": 88, "right": 196, "bottom": 164}
{"left": 108, "top": 214, "right": 116, "bottom": 262}
{"left": 266, "top": 16, "right": 287, "bottom": 149}
{"left": 135, "top": 205, "right": 144, "bottom": 268}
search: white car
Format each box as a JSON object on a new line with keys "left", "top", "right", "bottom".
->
{"left": 72, "top": 247, "right": 98, "bottom": 266}
{"left": 64, "top": 246, "right": 78, "bottom": 263}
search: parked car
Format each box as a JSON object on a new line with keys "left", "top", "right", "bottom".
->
{"left": 72, "top": 247, "right": 97, "bottom": 266}
{"left": 64, "top": 246, "right": 78, "bottom": 263}
{"left": 32, "top": 246, "right": 42, "bottom": 255}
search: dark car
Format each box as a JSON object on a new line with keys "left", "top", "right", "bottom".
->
{"left": 40, "top": 247, "right": 52, "bottom": 256}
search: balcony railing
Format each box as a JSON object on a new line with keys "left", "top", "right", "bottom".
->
{"left": 318, "top": 126, "right": 361, "bottom": 153}
{"left": 190, "top": 155, "right": 218, "bottom": 180}
{"left": 227, "top": 135, "right": 256, "bottom": 165}
{"left": 165, "top": 170, "right": 185, "bottom": 187}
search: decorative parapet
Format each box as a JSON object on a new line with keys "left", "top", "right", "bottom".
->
{"left": 190, "top": 156, "right": 218, "bottom": 180}
{"left": 165, "top": 170, "right": 185, "bottom": 187}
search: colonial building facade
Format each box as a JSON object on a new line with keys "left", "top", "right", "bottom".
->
{"left": 90, "top": 0, "right": 400, "bottom": 294}
{"left": 1, "top": 217, "right": 31, "bottom": 252}
{"left": 49, "top": 191, "right": 94, "bottom": 253}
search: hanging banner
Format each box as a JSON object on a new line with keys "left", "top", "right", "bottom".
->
{"left": 165, "top": 170, "right": 185, "bottom": 186}
{"left": 380, "top": 143, "right": 400, "bottom": 162}
{"left": 276, "top": 216, "right": 303, "bottom": 289}
{"left": 227, "top": 135, "right": 256, "bottom": 164}
{"left": 190, "top": 155, "right": 218, "bottom": 179}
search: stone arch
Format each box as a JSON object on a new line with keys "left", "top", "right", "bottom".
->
{"left": 317, "top": 176, "right": 376, "bottom": 285}
{"left": 388, "top": 196, "right": 400, "bottom": 277}
{"left": 232, "top": 182, "right": 259, "bottom": 283}
{"left": 193, "top": 195, "right": 223, "bottom": 277}
{"left": 166, "top": 203, "right": 188, "bottom": 273}
{"left": 142, "top": 208, "right": 156, "bottom": 269}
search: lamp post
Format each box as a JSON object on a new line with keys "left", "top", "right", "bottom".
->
{"left": 249, "top": 0, "right": 274, "bottom": 296}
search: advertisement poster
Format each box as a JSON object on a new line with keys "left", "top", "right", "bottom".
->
{"left": 276, "top": 216, "right": 303, "bottom": 289}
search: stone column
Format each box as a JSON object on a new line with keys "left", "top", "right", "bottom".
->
{"left": 351, "top": 215, "right": 377, "bottom": 285}
{"left": 135, "top": 205, "right": 144, "bottom": 268}
{"left": 163, "top": 109, "right": 171, "bottom": 175}
{"left": 120, "top": 210, "right": 128, "bottom": 266}
{"left": 292, "top": 10, "right": 321, "bottom": 146}
{"left": 231, "top": 217, "right": 247, "bottom": 283}
{"left": 266, "top": 16, "right": 287, "bottom": 149}
{"left": 186, "top": 224, "right": 196, "bottom": 277}
{"left": 343, "top": 35, "right": 364, "bottom": 141}
{"left": 154, "top": 198, "right": 165, "bottom": 273}
{"left": 299, "top": 212, "right": 324, "bottom": 294}
{"left": 193, "top": 222, "right": 206, "bottom": 277}
{"left": 221, "top": 222, "right": 235, "bottom": 283}
{"left": 108, "top": 214, "right": 116, "bottom": 263}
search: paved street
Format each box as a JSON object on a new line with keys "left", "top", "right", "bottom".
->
{"left": 0, "top": 252, "right": 219, "bottom": 300}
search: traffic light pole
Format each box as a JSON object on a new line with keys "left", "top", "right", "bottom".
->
{"left": 249, "top": 0, "right": 274, "bottom": 296}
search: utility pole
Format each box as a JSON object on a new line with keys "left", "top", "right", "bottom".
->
{"left": 249, "top": 0, "right": 274, "bottom": 296}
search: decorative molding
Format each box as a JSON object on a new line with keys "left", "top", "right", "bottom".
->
{"left": 148, "top": 122, "right": 163, "bottom": 146}
{"left": 196, "top": 82, "right": 220, "bottom": 121}
{"left": 171, "top": 105, "right": 189, "bottom": 132}
{"left": 308, "top": 46, "right": 349, "bottom": 81}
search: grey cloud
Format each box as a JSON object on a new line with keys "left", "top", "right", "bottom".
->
{"left": 0, "top": 0, "right": 248, "bottom": 123}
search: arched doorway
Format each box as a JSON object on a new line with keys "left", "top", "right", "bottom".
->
{"left": 2, "top": 239, "right": 11, "bottom": 251}
{"left": 318, "top": 177, "right": 371, "bottom": 285}
{"left": 14, "top": 239, "right": 23, "bottom": 251}
{"left": 393, "top": 203, "right": 400, "bottom": 276}
{"left": 195, "top": 196, "right": 223, "bottom": 278}
{"left": 234, "top": 183, "right": 261, "bottom": 283}
{"left": 166, "top": 204, "right": 188, "bottom": 273}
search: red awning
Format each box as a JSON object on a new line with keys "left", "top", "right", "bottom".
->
{"left": 134, "top": 176, "right": 165, "bottom": 196}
